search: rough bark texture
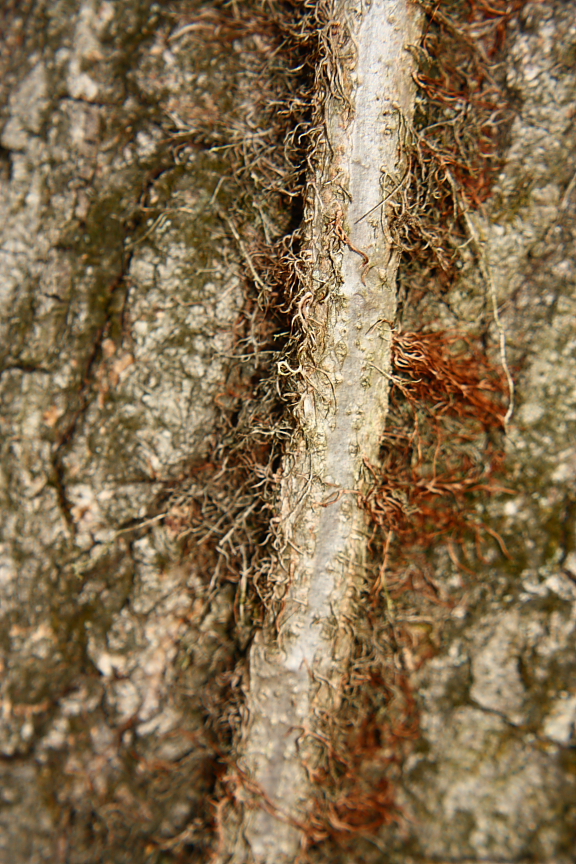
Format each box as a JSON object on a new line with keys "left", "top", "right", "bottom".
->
{"left": 379, "top": 2, "right": 576, "bottom": 861}
{"left": 1, "top": 0, "right": 576, "bottom": 863}
{"left": 0, "top": 2, "right": 248, "bottom": 861}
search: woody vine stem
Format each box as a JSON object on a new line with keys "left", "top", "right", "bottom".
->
{"left": 219, "top": 2, "right": 422, "bottom": 861}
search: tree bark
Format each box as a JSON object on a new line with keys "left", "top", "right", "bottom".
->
{"left": 1, "top": 1, "right": 576, "bottom": 863}
{"left": 0, "top": 2, "right": 251, "bottom": 861}
{"left": 385, "top": 3, "right": 576, "bottom": 859}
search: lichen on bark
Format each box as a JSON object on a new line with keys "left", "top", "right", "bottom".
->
{"left": 0, "top": 2, "right": 271, "bottom": 860}
{"left": 2, "top": 0, "right": 576, "bottom": 862}
{"left": 375, "top": 2, "right": 576, "bottom": 861}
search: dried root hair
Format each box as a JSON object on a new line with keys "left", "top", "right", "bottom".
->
{"left": 391, "top": 0, "right": 526, "bottom": 299}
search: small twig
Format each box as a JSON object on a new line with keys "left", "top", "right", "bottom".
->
{"left": 560, "top": 168, "right": 576, "bottom": 211}
{"left": 115, "top": 512, "right": 167, "bottom": 535}
{"left": 124, "top": 213, "right": 168, "bottom": 249}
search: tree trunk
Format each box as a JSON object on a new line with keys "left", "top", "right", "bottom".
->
{"left": 0, "top": 2, "right": 254, "bottom": 860}
{"left": 1, "top": 1, "right": 575, "bottom": 863}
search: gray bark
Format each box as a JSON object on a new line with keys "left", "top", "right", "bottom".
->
{"left": 0, "top": 2, "right": 249, "bottom": 861}
{"left": 380, "top": 2, "right": 576, "bottom": 861}
{"left": 1, "top": 1, "right": 575, "bottom": 863}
